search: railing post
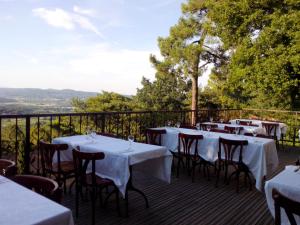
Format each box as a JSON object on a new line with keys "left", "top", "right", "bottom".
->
{"left": 101, "top": 114, "right": 105, "bottom": 133}
{"left": 24, "top": 116, "right": 31, "bottom": 174}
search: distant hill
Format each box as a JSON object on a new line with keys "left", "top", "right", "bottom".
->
{"left": 0, "top": 88, "right": 98, "bottom": 114}
{"left": 0, "top": 88, "right": 98, "bottom": 102}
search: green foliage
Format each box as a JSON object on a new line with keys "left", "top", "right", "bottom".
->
{"left": 135, "top": 55, "right": 190, "bottom": 110}
{"left": 72, "top": 91, "right": 134, "bottom": 112}
{"left": 198, "top": 0, "right": 300, "bottom": 109}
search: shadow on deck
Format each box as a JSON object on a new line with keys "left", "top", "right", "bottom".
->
{"left": 62, "top": 146, "right": 300, "bottom": 225}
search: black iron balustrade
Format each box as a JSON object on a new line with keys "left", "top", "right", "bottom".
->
{"left": 0, "top": 108, "right": 299, "bottom": 174}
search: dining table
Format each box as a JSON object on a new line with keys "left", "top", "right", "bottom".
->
{"left": 230, "top": 119, "right": 288, "bottom": 139}
{"left": 201, "top": 122, "right": 265, "bottom": 135}
{"left": 265, "top": 165, "right": 300, "bottom": 225}
{"left": 0, "top": 175, "right": 74, "bottom": 225}
{"left": 158, "top": 127, "right": 279, "bottom": 191}
{"left": 52, "top": 134, "right": 173, "bottom": 215}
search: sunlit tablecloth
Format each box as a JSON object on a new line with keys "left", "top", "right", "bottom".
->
{"left": 201, "top": 122, "right": 265, "bottom": 134}
{"left": 159, "top": 127, "right": 278, "bottom": 191}
{"left": 230, "top": 119, "right": 288, "bottom": 139}
{"left": 53, "top": 135, "right": 172, "bottom": 196}
{"left": 0, "top": 176, "right": 74, "bottom": 225}
{"left": 265, "top": 166, "right": 300, "bottom": 225}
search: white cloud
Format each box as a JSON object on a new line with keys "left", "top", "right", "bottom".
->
{"left": 67, "top": 45, "right": 158, "bottom": 94}
{"left": 32, "top": 8, "right": 104, "bottom": 38}
{"left": 13, "top": 51, "right": 39, "bottom": 64}
{"left": 73, "top": 5, "right": 96, "bottom": 17}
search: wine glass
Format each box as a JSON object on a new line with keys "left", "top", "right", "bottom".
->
{"left": 236, "top": 120, "right": 240, "bottom": 125}
{"left": 247, "top": 121, "right": 251, "bottom": 126}
{"left": 207, "top": 125, "right": 211, "bottom": 136}
{"left": 176, "top": 122, "right": 181, "bottom": 128}
{"left": 210, "top": 117, "right": 213, "bottom": 123}
{"left": 253, "top": 129, "right": 257, "bottom": 137}
{"left": 196, "top": 123, "right": 201, "bottom": 130}
{"left": 128, "top": 135, "right": 134, "bottom": 150}
{"left": 220, "top": 119, "right": 224, "bottom": 124}
{"left": 167, "top": 121, "right": 172, "bottom": 127}
{"left": 235, "top": 127, "right": 239, "bottom": 135}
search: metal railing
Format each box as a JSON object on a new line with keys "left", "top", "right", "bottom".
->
{"left": 0, "top": 108, "right": 299, "bottom": 174}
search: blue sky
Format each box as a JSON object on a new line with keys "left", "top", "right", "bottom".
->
{"left": 0, "top": 0, "right": 209, "bottom": 95}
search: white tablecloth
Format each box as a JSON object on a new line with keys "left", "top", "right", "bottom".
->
{"left": 53, "top": 135, "right": 172, "bottom": 196}
{"left": 0, "top": 176, "right": 74, "bottom": 225}
{"left": 265, "top": 166, "right": 300, "bottom": 225}
{"left": 230, "top": 119, "right": 288, "bottom": 139}
{"left": 159, "top": 127, "right": 278, "bottom": 191}
{"left": 201, "top": 122, "right": 265, "bottom": 135}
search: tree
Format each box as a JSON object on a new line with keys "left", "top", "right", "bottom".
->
{"left": 135, "top": 55, "right": 190, "bottom": 110}
{"left": 150, "top": 1, "right": 222, "bottom": 123}
{"left": 198, "top": 0, "right": 300, "bottom": 109}
{"left": 71, "top": 91, "right": 134, "bottom": 112}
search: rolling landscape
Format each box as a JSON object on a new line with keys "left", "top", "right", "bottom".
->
{"left": 0, "top": 88, "right": 98, "bottom": 114}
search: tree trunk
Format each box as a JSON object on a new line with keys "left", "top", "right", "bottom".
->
{"left": 191, "top": 76, "right": 198, "bottom": 125}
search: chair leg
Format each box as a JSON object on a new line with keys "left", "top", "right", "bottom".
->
{"left": 115, "top": 189, "right": 121, "bottom": 216}
{"left": 91, "top": 187, "right": 96, "bottom": 225}
{"left": 75, "top": 183, "right": 79, "bottom": 218}
{"left": 215, "top": 167, "right": 220, "bottom": 188}
{"left": 236, "top": 171, "right": 240, "bottom": 193}
{"left": 192, "top": 162, "right": 196, "bottom": 182}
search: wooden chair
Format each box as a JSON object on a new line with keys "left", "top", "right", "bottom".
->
{"left": 210, "top": 128, "right": 229, "bottom": 134}
{"left": 72, "top": 148, "right": 120, "bottom": 225}
{"left": 12, "top": 175, "right": 62, "bottom": 203}
{"left": 244, "top": 133, "right": 273, "bottom": 139}
{"left": 272, "top": 188, "right": 300, "bottom": 225}
{"left": 40, "top": 140, "right": 75, "bottom": 193}
{"left": 96, "top": 132, "right": 118, "bottom": 138}
{"left": 145, "top": 129, "right": 166, "bottom": 146}
{"left": 177, "top": 133, "right": 210, "bottom": 181}
{"left": 180, "top": 124, "right": 197, "bottom": 130}
{"left": 216, "top": 137, "right": 252, "bottom": 192}
{"left": 200, "top": 123, "right": 218, "bottom": 131}
{"left": 224, "top": 126, "right": 243, "bottom": 134}
{"left": 262, "top": 122, "right": 279, "bottom": 139}
{"left": 0, "top": 159, "right": 17, "bottom": 177}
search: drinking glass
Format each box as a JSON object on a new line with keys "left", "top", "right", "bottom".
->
{"left": 220, "top": 119, "right": 224, "bottom": 123}
{"left": 167, "top": 121, "right": 172, "bottom": 127}
{"left": 210, "top": 117, "right": 213, "bottom": 123}
{"left": 253, "top": 129, "right": 257, "bottom": 137}
{"left": 207, "top": 125, "right": 211, "bottom": 136}
{"left": 176, "top": 122, "right": 181, "bottom": 128}
{"left": 128, "top": 135, "right": 134, "bottom": 150}
{"left": 196, "top": 123, "right": 201, "bottom": 130}
{"left": 235, "top": 127, "right": 239, "bottom": 135}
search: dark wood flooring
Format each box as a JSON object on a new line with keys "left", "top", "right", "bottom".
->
{"left": 62, "top": 147, "right": 300, "bottom": 225}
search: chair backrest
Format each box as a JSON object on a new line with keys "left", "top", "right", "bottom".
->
{"left": 239, "top": 121, "right": 252, "bottom": 126}
{"left": 12, "top": 175, "right": 61, "bottom": 203}
{"left": 244, "top": 133, "right": 273, "bottom": 139}
{"left": 218, "top": 137, "right": 248, "bottom": 164}
{"left": 224, "top": 126, "right": 244, "bottom": 134}
{"left": 145, "top": 129, "right": 166, "bottom": 146}
{"left": 96, "top": 132, "right": 117, "bottom": 138}
{"left": 40, "top": 141, "right": 69, "bottom": 175}
{"left": 72, "top": 148, "right": 105, "bottom": 186}
{"left": 210, "top": 128, "right": 229, "bottom": 134}
{"left": 262, "top": 122, "right": 279, "bottom": 137}
{"left": 180, "top": 124, "right": 197, "bottom": 130}
{"left": 200, "top": 123, "right": 218, "bottom": 131}
{"left": 0, "top": 159, "right": 17, "bottom": 177}
{"left": 272, "top": 188, "right": 300, "bottom": 225}
{"left": 178, "top": 133, "right": 203, "bottom": 158}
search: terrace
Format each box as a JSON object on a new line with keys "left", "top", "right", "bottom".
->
{"left": 0, "top": 109, "right": 300, "bottom": 225}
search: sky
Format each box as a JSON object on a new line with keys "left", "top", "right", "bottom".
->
{"left": 0, "top": 0, "right": 210, "bottom": 95}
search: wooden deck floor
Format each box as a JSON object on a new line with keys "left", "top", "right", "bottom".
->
{"left": 62, "top": 147, "right": 300, "bottom": 225}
